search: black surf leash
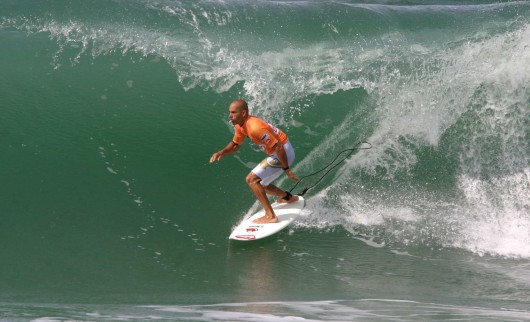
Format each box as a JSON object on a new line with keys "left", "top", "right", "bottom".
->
{"left": 289, "top": 141, "right": 372, "bottom": 197}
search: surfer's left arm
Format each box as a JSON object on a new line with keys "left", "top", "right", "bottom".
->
{"left": 274, "top": 143, "right": 300, "bottom": 182}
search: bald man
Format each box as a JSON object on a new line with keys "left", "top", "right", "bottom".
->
{"left": 210, "top": 99, "right": 300, "bottom": 224}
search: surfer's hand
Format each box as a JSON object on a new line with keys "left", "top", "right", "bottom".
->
{"left": 210, "top": 152, "right": 222, "bottom": 163}
{"left": 285, "top": 169, "right": 300, "bottom": 182}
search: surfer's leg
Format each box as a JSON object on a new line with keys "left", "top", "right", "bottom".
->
{"left": 246, "top": 172, "right": 278, "bottom": 224}
{"left": 264, "top": 184, "right": 299, "bottom": 204}
{"left": 263, "top": 184, "right": 285, "bottom": 197}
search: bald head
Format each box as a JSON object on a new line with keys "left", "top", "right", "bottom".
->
{"left": 229, "top": 99, "right": 248, "bottom": 112}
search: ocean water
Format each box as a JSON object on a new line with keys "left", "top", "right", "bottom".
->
{"left": 1, "top": 0, "right": 530, "bottom": 320}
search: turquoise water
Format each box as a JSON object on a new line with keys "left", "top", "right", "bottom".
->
{"left": 1, "top": 0, "right": 530, "bottom": 320}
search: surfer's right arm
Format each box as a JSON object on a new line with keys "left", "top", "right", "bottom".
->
{"left": 209, "top": 141, "right": 241, "bottom": 163}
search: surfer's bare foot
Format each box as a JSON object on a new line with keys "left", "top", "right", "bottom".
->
{"left": 277, "top": 193, "right": 299, "bottom": 204}
{"left": 252, "top": 215, "right": 278, "bottom": 224}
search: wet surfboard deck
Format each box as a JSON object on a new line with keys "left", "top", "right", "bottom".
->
{"left": 229, "top": 196, "right": 305, "bottom": 241}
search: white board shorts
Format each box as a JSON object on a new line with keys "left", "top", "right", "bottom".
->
{"left": 251, "top": 141, "right": 295, "bottom": 186}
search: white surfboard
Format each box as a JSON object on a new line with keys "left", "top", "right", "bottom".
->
{"left": 229, "top": 196, "right": 305, "bottom": 241}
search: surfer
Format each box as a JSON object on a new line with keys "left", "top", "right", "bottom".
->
{"left": 210, "top": 99, "right": 300, "bottom": 224}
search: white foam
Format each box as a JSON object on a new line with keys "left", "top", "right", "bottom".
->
{"left": 106, "top": 167, "right": 117, "bottom": 174}
{"left": 146, "top": 300, "right": 530, "bottom": 321}
{"left": 455, "top": 172, "right": 530, "bottom": 258}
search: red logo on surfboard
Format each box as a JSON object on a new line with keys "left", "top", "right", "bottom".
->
{"left": 235, "top": 235, "right": 256, "bottom": 240}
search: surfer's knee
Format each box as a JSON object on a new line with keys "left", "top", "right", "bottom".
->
{"left": 246, "top": 172, "right": 261, "bottom": 186}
